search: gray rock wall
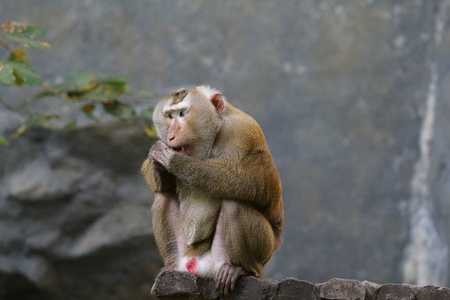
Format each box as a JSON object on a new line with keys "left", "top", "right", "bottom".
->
{"left": 2, "top": 1, "right": 450, "bottom": 299}
{"left": 0, "top": 123, "right": 160, "bottom": 300}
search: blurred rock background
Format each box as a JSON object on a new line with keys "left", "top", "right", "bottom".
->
{"left": 1, "top": 1, "right": 450, "bottom": 299}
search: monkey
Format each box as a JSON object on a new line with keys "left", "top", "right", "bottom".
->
{"left": 141, "top": 86, "right": 283, "bottom": 296}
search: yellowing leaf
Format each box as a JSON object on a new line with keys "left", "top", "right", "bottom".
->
{"left": 2, "top": 21, "right": 45, "bottom": 38}
{"left": 82, "top": 104, "right": 95, "bottom": 114}
{"left": 0, "top": 135, "right": 9, "bottom": 146}
{"left": 10, "top": 48, "right": 28, "bottom": 62}
{"left": 144, "top": 125, "right": 157, "bottom": 137}
{"left": 78, "top": 82, "right": 99, "bottom": 93}
{"left": 12, "top": 69, "right": 25, "bottom": 86}
{"left": 7, "top": 37, "right": 51, "bottom": 49}
{"left": 2, "top": 21, "right": 50, "bottom": 49}
{"left": 63, "top": 121, "right": 77, "bottom": 131}
{"left": 12, "top": 124, "right": 27, "bottom": 137}
{"left": 2, "top": 21, "right": 27, "bottom": 34}
{"left": 0, "top": 63, "right": 15, "bottom": 85}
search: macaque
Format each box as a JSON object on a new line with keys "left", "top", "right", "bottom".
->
{"left": 141, "top": 86, "right": 283, "bottom": 296}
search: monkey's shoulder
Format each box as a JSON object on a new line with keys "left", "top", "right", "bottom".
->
{"left": 217, "top": 105, "right": 268, "bottom": 153}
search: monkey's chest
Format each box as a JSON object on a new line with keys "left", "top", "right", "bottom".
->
{"left": 178, "top": 186, "right": 221, "bottom": 247}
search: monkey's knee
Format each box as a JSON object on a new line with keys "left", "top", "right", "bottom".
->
{"left": 152, "top": 193, "right": 178, "bottom": 214}
{"left": 152, "top": 193, "right": 180, "bottom": 235}
{"left": 221, "top": 201, "right": 275, "bottom": 276}
{"left": 152, "top": 193, "right": 179, "bottom": 266}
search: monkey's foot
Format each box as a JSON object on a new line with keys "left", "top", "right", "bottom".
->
{"left": 215, "top": 263, "right": 249, "bottom": 297}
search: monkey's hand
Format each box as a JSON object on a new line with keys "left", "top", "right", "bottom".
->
{"left": 141, "top": 142, "right": 177, "bottom": 194}
{"left": 149, "top": 140, "right": 176, "bottom": 169}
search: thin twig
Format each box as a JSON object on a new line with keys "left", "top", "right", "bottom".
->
{"left": 41, "top": 82, "right": 71, "bottom": 100}
{"left": 0, "top": 95, "right": 30, "bottom": 116}
{"left": 0, "top": 38, "right": 15, "bottom": 54}
{"left": 0, "top": 37, "right": 28, "bottom": 62}
{"left": 1, "top": 37, "right": 71, "bottom": 101}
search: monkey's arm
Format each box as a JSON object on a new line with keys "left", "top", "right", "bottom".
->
{"left": 169, "top": 150, "right": 281, "bottom": 207}
{"left": 141, "top": 157, "right": 177, "bottom": 194}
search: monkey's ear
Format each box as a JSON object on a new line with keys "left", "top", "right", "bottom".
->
{"left": 211, "top": 93, "right": 224, "bottom": 113}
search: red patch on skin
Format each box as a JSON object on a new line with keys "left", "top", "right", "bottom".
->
{"left": 186, "top": 257, "right": 198, "bottom": 274}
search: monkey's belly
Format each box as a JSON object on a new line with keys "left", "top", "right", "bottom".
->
{"left": 179, "top": 190, "right": 221, "bottom": 247}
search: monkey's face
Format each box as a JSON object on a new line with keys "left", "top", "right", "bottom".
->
{"left": 153, "top": 87, "right": 222, "bottom": 159}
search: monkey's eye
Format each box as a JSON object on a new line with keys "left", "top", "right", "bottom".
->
{"left": 167, "top": 113, "right": 174, "bottom": 119}
{"left": 179, "top": 110, "right": 187, "bottom": 118}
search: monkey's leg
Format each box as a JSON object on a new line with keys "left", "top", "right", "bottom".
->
{"left": 152, "top": 192, "right": 185, "bottom": 269}
{"left": 212, "top": 200, "right": 275, "bottom": 296}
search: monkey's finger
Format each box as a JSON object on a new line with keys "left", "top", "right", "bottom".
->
{"left": 220, "top": 273, "right": 227, "bottom": 296}
{"left": 149, "top": 153, "right": 162, "bottom": 163}
{"left": 152, "top": 160, "right": 167, "bottom": 171}
{"left": 220, "top": 267, "right": 230, "bottom": 295}
{"left": 224, "top": 269, "right": 234, "bottom": 296}
{"left": 230, "top": 270, "right": 242, "bottom": 292}
{"left": 223, "top": 281, "right": 230, "bottom": 297}
{"left": 219, "top": 280, "right": 225, "bottom": 296}
{"left": 215, "top": 269, "right": 224, "bottom": 291}
{"left": 155, "top": 140, "right": 166, "bottom": 147}
{"left": 225, "top": 279, "right": 233, "bottom": 296}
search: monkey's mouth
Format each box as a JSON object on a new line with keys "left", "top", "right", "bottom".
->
{"left": 172, "top": 145, "right": 188, "bottom": 153}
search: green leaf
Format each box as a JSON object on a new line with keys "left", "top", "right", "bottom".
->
{"left": 30, "top": 114, "right": 47, "bottom": 126}
{"left": 7, "top": 61, "right": 43, "bottom": 85}
{"left": 35, "top": 81, "right": 87, "bottom": 97}
{"left": 69, "top": 71, "right": 95, "bottom": 81}
{"left": 141, "top": 106, "right": 154, "bottom": 120}
{"left": 79, "top": 89, "right": 116, "bottom": 102}
{"left": 28, "top": 72, "right": 131, "bottom": 103}
{"left": 102, "top": 100, "right": 135, "bottom": 117}
{"left": 5, "top": 36, "right": 51, "bottom": 49}
{"left": 63, "top": 121, "right": 77, "bottom": 131}
{"left": 94, "top": 74, "right": 130, "bottom": 85}
{"left": 2, "top": 21, "right": 46, "bottom": 38}
{"left": 27, "top": 89, "right": 54, "bottom": 102}
{"left": 12, "top": 69, "right": 25, "bottom": 85}
{"left": 0, "top": 135, "right": 9, "bottom": 146}
{"left": 11, "top": 114, "right": 60, "bottom": 137}
{"left": 102, "top": 101, "right": 121, "bottom": 117}
{"left": 12, "top": 124, "right": 27, "bottom": 137}
{"left": 84, "top": 112, "right": 100, "bottom": 123}
{"left": 27, "top": 114, "right": 59, "bottom": 128}
{"left": 9, "top": 48, "right": 28, "bottom": 62}
{"left": 93, "top": 74, "right": 130, "bottom": 94}
{"left": 21, "top": 88, "right": 58, "bottom": 107}
{"left": 62, "top": 100, "right": 77, "bottom": 106}
{"left": 0, "top": 62, "right": 15, "bottom": 85}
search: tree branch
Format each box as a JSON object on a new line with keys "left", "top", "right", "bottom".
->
{"left": 41, "top": 82, "right": 71, "bottom": 101}
{"left": 0, "top": 38, "right": 15, "bottom": 54}
{"left": 0, "top": 95, "right": 29, "bottom": 116}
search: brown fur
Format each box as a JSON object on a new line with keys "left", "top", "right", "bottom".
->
{"left": 141, "top": 86, "right": 283, "bottom": 282}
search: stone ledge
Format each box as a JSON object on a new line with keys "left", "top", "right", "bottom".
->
{"left": 151, "top": 271, "right": 450, "bottom": 300}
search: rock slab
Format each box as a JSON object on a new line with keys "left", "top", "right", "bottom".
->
{"left": 152, "top": 271, "right": 450, "bottom": 300}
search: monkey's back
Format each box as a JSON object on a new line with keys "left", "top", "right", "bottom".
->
{"left": 213, "top": 103, "right": 284, "bottom": 245}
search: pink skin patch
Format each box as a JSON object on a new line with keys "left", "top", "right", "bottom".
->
{"left": 186, "top": 257, "right": 198, "bottom": 274}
